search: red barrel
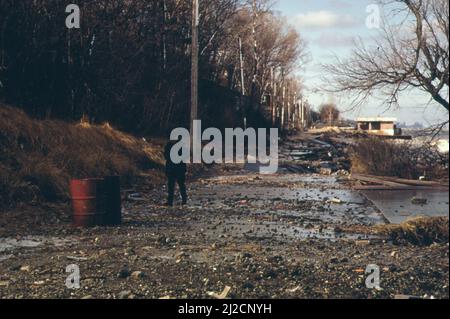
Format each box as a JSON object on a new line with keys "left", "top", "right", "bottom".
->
{"left": 103, "top": 176, "right": 122, "bottom": 226}
{"left": 70, "top": 178, "right": 106, "bottom": 227}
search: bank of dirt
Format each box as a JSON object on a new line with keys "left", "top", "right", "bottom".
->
{"left": 0, "top": 104, "right": 165, "bottom": 211}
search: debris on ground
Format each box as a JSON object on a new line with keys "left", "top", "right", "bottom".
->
{"left": 375, "top": 216, "right": 449, "bottom": 246}
{"left": 0, "top": 131, "right": 448, "bottom": 299}
{"left": 411, "top": 197, "right": 428, "bottom": 205}
{"left": 207, "top": 286, "right": 232, "bottom": 299}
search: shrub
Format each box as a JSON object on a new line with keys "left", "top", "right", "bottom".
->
{"left": 350, "top": 137, "right": 448, "bottom": 180}
{"left": 375, "top": 217, "right": 449, "bottom": 246}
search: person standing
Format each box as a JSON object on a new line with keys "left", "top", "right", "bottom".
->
{"left": 164, "top": 137, "right": 187, "bottom": 206}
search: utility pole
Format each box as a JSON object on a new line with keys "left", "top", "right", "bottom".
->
{"left": 190, "top": 0, "right": 199, "bottom": 138}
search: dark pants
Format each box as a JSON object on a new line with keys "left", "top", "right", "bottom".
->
{"left": 167, "top": 173, "right": 187, "bottom": 205}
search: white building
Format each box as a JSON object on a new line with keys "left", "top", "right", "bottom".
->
{"left": 356, "top": 117, "right": 402, "bottom": 136}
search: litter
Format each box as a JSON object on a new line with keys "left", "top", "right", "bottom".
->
{"left": 207, "top": 285, "right": 232, "bottom": 299}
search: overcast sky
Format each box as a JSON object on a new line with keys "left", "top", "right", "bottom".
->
{"left": 274, "top": 0, "right": 448, "bottom": 126}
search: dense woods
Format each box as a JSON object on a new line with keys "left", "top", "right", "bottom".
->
{"left": 0, "top": 0, "right": 306, "bottom": 133}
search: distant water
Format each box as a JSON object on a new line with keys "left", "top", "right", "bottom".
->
{"left": 401, "top": 129, "right": 449, "bottom": 153}
{"left": 403, "top": 129, "right": 449, "bottom": 140}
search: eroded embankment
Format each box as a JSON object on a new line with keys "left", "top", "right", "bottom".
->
{"left": 0, "top": 104, "right": 165, "bottom": 208}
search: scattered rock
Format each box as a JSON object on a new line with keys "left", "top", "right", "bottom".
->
{"left": 127, "top": 193, "right": 145, "bottom": 201}
{"left": 118, "top": 290, "right": 132, "bottom": 299}
{"left": 411, "top": 197, "right": 428, "bottom": 205}
{"left": 327, "top": 198, "right": 342, "bottom": 204}
{"left": 319, "top": 168, "right": 333, "bottom": 175}
{"left": 66, "top": 256, "right": 89, "bottom": 262}
{"left": 394, "top": 294, "right": 422, "bottom": 299}
{"left": 330, "top": 257, "right": 339, "bottom": 264}
{"left": 242, "top": 282, "right": 254, "bottom": 290}
{"left": 355, "top": 240, "right": 370, "bottom": 246}
{"left": 117, "top": 268, "right": 131, "bottom": 279}
{"left": 20, "top": 265, "right": 30, "bottom": 272}
{"left": 263, "top": 269, "right": 278, "bottom": 279}
{"left": 240, "top": 252, "right": 253, "bottom": 259}
{"left": 175, "top": 251, "right": 188, "bottom": 260}
{"left": 287, "top": 285, "right": 302, "bottom": 293}
{"left": 131, "top": 271, "right": 145, "bottom": 279}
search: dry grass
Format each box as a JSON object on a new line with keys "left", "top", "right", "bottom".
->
{"left": 375, "top": 217, "right": 449, "bottom": 246}
{"left": 350, "top": 137, "right": 447, "bottom": 179}
{"left": 0, "top": 104, "right": 164, "bottom": 208}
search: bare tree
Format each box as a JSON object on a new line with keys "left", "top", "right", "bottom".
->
{"left": 324, "top": 0, "right": 449, "bottom": 112}
{"left": 319, "top": 103, "right": 340, "bottom": 125}
{"left": 218, "top": 4, "right": 306, "bottom": 102}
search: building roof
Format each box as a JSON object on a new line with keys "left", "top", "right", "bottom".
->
{"left": 356, "top": 117, "right": 397, "bottom": 123}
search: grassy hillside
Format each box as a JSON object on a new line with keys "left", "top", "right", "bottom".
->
{"left": 0, "top": 104, "right": 164, "bottom": 209}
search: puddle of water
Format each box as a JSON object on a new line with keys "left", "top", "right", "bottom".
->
{"left": 205, "top": 174, "right": 338, "bottom": 185}
{"left": 201, "top": 217, "right": 373, "bottom": 241}
{"left": 190, "top": 174, "right": 384, "bottom": 230}
{"left": 362, "top": 189, "right": 449, "bottom": 224}
{"left": 0, "top": 254, "right": 14, "bottom": 261}
{"left": 0, "top": 238, "right": 41, "bottom": 252}
{"left": 193, "top": 185, "right": 366, "bottom": 205}
{"left": 251, "top": 204, "right": 384, "bottom": 225}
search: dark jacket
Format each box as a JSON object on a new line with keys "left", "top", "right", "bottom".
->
{"left": 164, "top": 141, "right": 187, "bottom": 176}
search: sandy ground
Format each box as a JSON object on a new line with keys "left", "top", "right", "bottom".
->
{"left": 0, "top": 163, "right": 448, "bottom": 299}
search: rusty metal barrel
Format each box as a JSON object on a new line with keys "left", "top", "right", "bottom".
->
{"left": 103, "top": 176, "right": 122, "bottom": 226}
{"left": 70, "top": 178, "right": 106, "bottom": 227}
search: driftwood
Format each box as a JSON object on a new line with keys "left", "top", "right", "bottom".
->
{"left": 354, "top": 185, "right": 447, "bottom": 191}
{"left": 367, "top": 175, "right": 448, "bottom": 187}
{"left": 351, "top": 173, "right": 449, "bottom": 190}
